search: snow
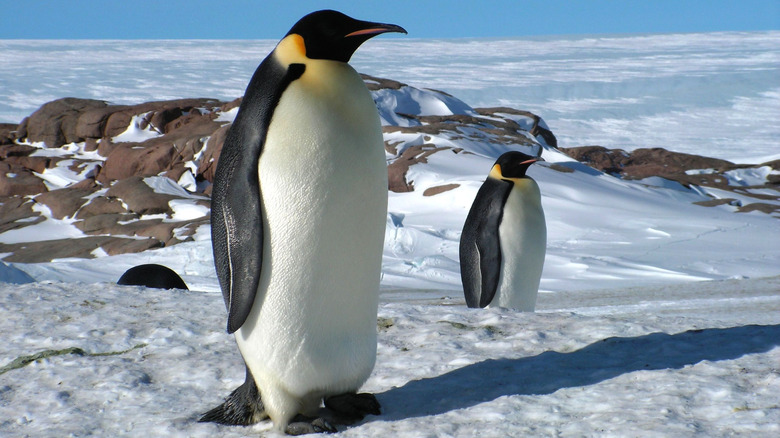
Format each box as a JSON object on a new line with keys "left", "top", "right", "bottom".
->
{"left": 1, "top": 279, "right": 778, "bottom": 437}
{"left": 1, "top": 32, "right": 780, "bottom": 437}
{"left": 111, "top": 112, "right": 164, "bottom": 143}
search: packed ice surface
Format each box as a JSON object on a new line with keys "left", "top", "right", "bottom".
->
{"left": 1, "top": 278, "right": 778, "bottom": 437}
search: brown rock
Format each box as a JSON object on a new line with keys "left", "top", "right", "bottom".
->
{"left": 98, "top": 142, "right": 177, "bottom": 183}
{"left": 0, "top": 235, "right": 166, "bottom": 263}
{"left": 21, "top": 98, "right": 108, "bottom": 148}
{"left": 0, "top": 236, "right": 113, "bottom": 263}
{"left": 0, "top": 143, "right": 35, "bottom": 159}
{"left": 0, "top": 197, "right": 44, "bottom": 234}
{"left": 476, "top": 107, "right": 558, "bottom": 148}
{"left": 387, "top": 144, "right": 454, "bottom": 193}
{"left": 100, "top": 238, "right": 164, "bottom": 256}
{"left": 34, "top": 185, "right": 98, "bottom": 219}
{"left": 1, "top": 125, "right": 21, "bottom": 145}
{"left": 560, "top": 146, "right": 737, "bottom": 179}
{"left": 4, "top": 155, "right": 62, "bottom": 174}
{"left": 361, "top": 73, "right": 406, "bottom": 91}
{"left": 199, "top": 123, "right": 230, "bottom": 183}
{"left": 75, "top": 213, "right": 139, "bottom": 233}
{"left": 0, "top": 162, "right": 48, "bottom": 197}
{"left": 97, "top": 111, "right": 224, "bottom": 185}
{"left": 75, "top": 195, "right": 128, "bottom": 219}
{"left": 105, "top": 176, "right": 176, "bottom": 216}
{"left": 423, "top": 184, "right": 461, "bottom": 196}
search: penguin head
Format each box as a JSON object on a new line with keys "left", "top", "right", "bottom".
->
{"left": 494, "top": 151, "right": 541, "bottom": 179}
{"left": 286, "top": 10, "right": 406, "bottom": 63}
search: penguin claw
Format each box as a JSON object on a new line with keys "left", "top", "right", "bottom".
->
{"left": 285, "top": 416, "right": 337, "bottom": 435}
{"left": 324, "top": 392, "right": 381, "bottom": 423}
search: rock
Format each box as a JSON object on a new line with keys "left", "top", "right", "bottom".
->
{"left": 0, "top": 162, "right": 48, "bottom": 197}
{"left": 560, "top": 146, "right": 736, "bottom": 180}
{"left": 75, "top": 195, "right": 128, "bottom": 219}
{"left": 361, "top": 73, "right": 405, "bottom": 91}
{"left": 0, "top": 236, "right": 114, "bottom": 263}
{"left": 0, "top": 236, "right": 164, "bottom": 263}
{"left": 0, "top": 197, "right": 44, "bottom": 234}
{"left": 387, "top": 143, "right": 456, "bottom": 193}
{"left": 104, "top": 176, "right": 176, "bottom": 216}
{"left": 0, "top": 143, "right": 35, "bottom": 159}
{"left": 100, "top": 238, "right": 164, "bottom": 257}
{"left": 0, "top": 144, "right": 62, "bottom": 174}
{"left": 423, "top": 184, "right": 461, "bottom": 196}
{"left": 97, "top": 110, "right": 224, "bottom": 184}
{"left": 34, "top": 186, "right": 98, "bottom": 219}
{"left": 74, "top": 213, "right": 139, "bottom": 233}
{"left": 0, "top": 124, "right": 21, "bottom": 145}
{"left": 475, "top": 107, "right": 558, "bottom": 148}
{"left": 97, "top": 141, "right": 178, "bottom": 184}
{"left": 198, "top": 123, "right": 230, "bottom": 184}
{"left": 19, "top": 98, "right": 108, "bottom": 148}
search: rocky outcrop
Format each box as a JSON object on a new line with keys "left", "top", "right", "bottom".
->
{"left": 0, "top": 97, "right": 227, "bottom": 262}
{"left": 561, "top": 145, "right": 780, "bottom": 215}
{"left": 0, "top": 80, "right": 777, "bottom": 263}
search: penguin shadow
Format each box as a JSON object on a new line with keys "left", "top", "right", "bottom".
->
{"left": 374, "top": 324, "right": 780, "bottom": 421}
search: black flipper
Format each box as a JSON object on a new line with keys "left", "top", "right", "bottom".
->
{"left": 199, "top": 366, "right": 265, "bottom": 425}
{"left": 459, "top": 176, "right": 513, "bottom": 308}
{"left": 210, "top": 55, "right": 305, "bottom": 334}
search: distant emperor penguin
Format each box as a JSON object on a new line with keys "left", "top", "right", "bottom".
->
{"left": 201, "top": 10, "right": 405, "bottom": 435}
{"left": 460, "top": 151, "right": 547, "bottom": 311}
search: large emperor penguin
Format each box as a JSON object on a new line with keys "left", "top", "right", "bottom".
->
{"left": 459, "top": 151, "right": 547, "bottom": 311}
{"left": 201, "top": 10, "right": 405, "bottom": 435}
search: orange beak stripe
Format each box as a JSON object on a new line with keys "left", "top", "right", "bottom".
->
{"left": 345, "top": 27, "right": 392, "bottom": 37}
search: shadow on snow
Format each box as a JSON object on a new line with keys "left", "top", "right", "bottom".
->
{"left": 375, "top": 324, "right": 780, "bottom": 421}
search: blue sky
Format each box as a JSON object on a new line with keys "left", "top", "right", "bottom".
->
{"left": 1, "top": 0, "right": 778, "bottom": 39}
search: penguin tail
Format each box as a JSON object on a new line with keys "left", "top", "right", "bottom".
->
{"left": 199, "top": 367, "right": 266, "bottom": 426}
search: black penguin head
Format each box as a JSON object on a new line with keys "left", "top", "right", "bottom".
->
{"left": 495, "top": 151, "right": 541, "bottom": 178}
{"left": 286, "top": 10, "right": 406, "bottom": 62}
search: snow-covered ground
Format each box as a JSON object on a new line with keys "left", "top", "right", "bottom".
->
{"left": 1, "top": 32, "right": 779, "bottom": 437}
{"left": 1, "top": 277, "right": 778, "bottom": 437}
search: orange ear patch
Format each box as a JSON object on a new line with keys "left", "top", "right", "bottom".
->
{"left": 275, "top": 33, "right": 307, "bottom": 65}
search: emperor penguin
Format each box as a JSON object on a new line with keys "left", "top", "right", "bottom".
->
{"left": 459, "top": 151, "right": 547, "bottom": 311}
{"left": 201, "top": 10, "right": 405, "bottom": 435}
{"left": 117, "top": 264, "right": 188, "bottom": 290}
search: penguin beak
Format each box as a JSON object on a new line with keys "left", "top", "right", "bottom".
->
{"left": 520, "top": 158, "right": 540, "bottom": 165}
{"left": 345, "top": 23, "right": 407, "bottom": 38}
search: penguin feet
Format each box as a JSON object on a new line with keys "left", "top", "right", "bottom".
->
{"left": 198, "top": 367, "right": 266, "bottom": 426}
{"left": 324, "top": 392, "right": 381, "bottom": 424}
{"left": 285, "top": 415, "right": 337, "bottom": 435}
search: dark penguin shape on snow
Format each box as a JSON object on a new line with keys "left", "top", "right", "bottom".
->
{"left": 117, "top": 264, "right": 188, "bottom": 290}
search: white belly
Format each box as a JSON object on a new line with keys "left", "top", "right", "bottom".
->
{"left": 235, "top": 61, "right": 387, "bottom": 418}
{"left": 492, "top": 178, "right": 546, "bottom": 311}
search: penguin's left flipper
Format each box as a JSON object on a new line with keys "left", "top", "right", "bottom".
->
{"left": 286, "top": 416, "right": 337, "bottom": 435}
{"left": 211, "top": 59, "right": 303, "bottom": 334}
{"left": 460, "top": 177, "right": 512, "bottom": 308}
{"left": 324, "top": 392, "right": 381, "bottom": 424}
{"left": 210, "top": 114, "right": 267, "bottom": 333}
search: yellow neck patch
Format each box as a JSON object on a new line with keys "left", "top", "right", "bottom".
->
{"left": 274, "top": 33, "right": 307, "bottom": 66}
{"left": 489, "top": 164, "right": 504, "bottom": 180}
